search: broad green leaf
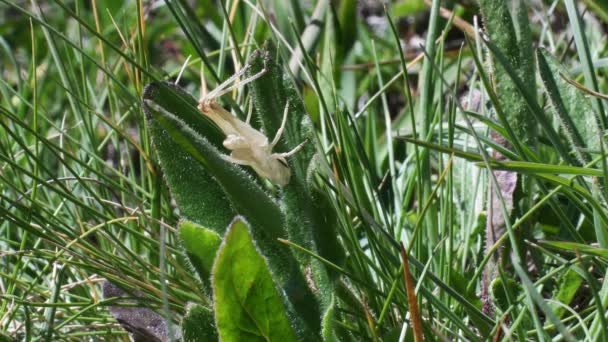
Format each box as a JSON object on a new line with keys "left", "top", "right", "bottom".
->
{"left": 511, "top": 0, "right": 536, "bottom": 99}
{"left": 490, "top": 277, "right": 521, "bottom": 312}
{"left": 481, "top": 37, "right": 572, "bottom": 163}
{"left": 541, "top": 241, "right": 608, "bottom": 258}
{"left": 143, "top": 82, "right": 234, "bottom": 233}
{"left": 478, "top": 0, "right": 536, "bottom": 146}
{"left": 143, "top": 82, "right": 224, "bottom": 146}
{"left": 307, "top": 163, "right": 344, "bottom": 271}
{"left": 550, "top": 269, "right": 583, "bottom": 319}
{"left": 212, "top": 218, "right": 297, "bottom": 342}
{"left": 321, "top": 295, "right": 338, "bottom": 342}
{"left": 247, "top": 43, "right": 338, "bottom": 316}
{"left": 179, "top": 221, "right": 222, "bottom": 285}
{"left": 181, "top": 303, "right": 218, "bottom": 342}
{"left": 143, "top": 95, "right": 321, "bottom": 338}
{"left": 537, "top": 48, "right": 601, "bottom": 163}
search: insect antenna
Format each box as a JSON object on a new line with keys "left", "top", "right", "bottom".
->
{"left": 202, "top": 65, "right": 267, "bottom": 103}
{"left": 245, "top": 99, "right": 254, "bottom": 124}
{"left": 200, "top": 63, "right": 208, "bottom": 100}
{"left": 175, "top": 54, "right": 192, "bottom": 85}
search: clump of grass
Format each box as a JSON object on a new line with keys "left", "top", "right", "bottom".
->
{"left": 1, "top": 0, "right": 608, "bottom": 340}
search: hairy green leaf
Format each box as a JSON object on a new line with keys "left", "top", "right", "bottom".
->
{"left": 537, "top": 48, "right": 601, "bottom": 164}
{"left": 321, "top": 295, "right": 338, "bottom": 342}
{"left": 179, "top": 221, "right": 222, "bottom": 285}
{"left": 212, "top": 218, "right": 297, "bottom": 342}
{"left": 478, "top": 0, "right": 536, "bottom": 145}
{"left": 143, "top": 96, "right": 321, "bottom": 339}
{"left": 182, "top": 303, "right": 218, "bottom": 342}
{"left": 143, "top": 82, "right": 234, "bottom": 233}
{"left": 247, "top": 43, "right": 339, "bottom": 317}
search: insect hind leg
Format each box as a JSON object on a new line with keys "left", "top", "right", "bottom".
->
{"left": 276, "top": 139, "right": 308, "bottom": 158}
{"left": 271, "top": 100, "right": 290, "bottom": 147}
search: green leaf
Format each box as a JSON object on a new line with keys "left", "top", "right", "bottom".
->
{"left": 337, "top": 0, "right": 357, "bottom": 55}
{"left": 537, "top": 48, "right": 601, "bottom": 163}
{"left": 247, "top": 43, "right": 339, "bottom": 313}
{"left": 212, "top": 218, "right": 297, "bottom": 342}
{"left": 143, "top": 82, "right": 234, "bottom": 234}
{"left": 143, "top": 81, "right": 224, "bottom": 147}
{"left": 449, "top": 268, "right": 491, "bottom": 337}
{"left": 266, "top": 0, "right": 296, "bottom": 43}
{"left": 550, "top": 269, "right": 583, "bottom": 319}
{"left": 564, "top": 0, "right": 607, "bottom": 126}
{"left": 474, "top": 160, "right": 604, "bottom": 177}
{"left": 482, "top": 37, "right": 573, "bottom": 163}
{"left": 181, "top": 303, "right": 218, "bottom": 342}
{"left": 0, "top": 331, "right": 13, "bottom": 342}
{"left": 397, "top": 136, "right": 484, "bottom": 162}
{"left": 490, "top": 276, "right": 521, "bottom": 312}
{"left": 541, "top": 241, "right": 608, "bottom": 258}
{"left": 512, "top": 261, "right": 575, "bottom": 341}
{"left": 392, "top": 0, "right": 426, "bottom": 18}
{"left": 144, "top": 80, "right": 322, "bottom": 339}
{"left": 511, "top": 0, "right": 536, "bottom": 100}
{"left": 321, "top": 295, "right": 338, "bottom": 342}
{"left": 179, "top": 221, "right": 222, "bottom": 285}
{"left": 583, "top": 0, "right": 608, "bottom": 23}
{"left": 478, "top": 0, "right": 537, "bottom": 146}
{"left": 306, "top": 158, "right": 345, "bottom": 271}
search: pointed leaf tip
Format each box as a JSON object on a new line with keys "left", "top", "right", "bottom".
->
{"left": 212, "top": 217, "right": 297, "bottom": 342}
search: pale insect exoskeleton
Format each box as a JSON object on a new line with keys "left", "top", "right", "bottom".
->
{"left": 197, "top": 65, "right": 306, "bottom": 186}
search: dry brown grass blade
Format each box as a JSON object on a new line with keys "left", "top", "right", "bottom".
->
{"left": 560, "top": 72, "right": 608, "bottom": 100}
{"left": 492, "top": 314, "right": 509, "bottom": 342}
{"left": 362, "top": 296, "right": 380, "bottom": 342}
{"left": 400, "top": 242, "right": 424, "bottom": 342}
{"left": 424, "top": 0, "right": 475, "bottom": 37}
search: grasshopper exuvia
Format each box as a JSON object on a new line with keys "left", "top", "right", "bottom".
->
{"left": 198, "top": 65, "right": 306, "bottom": 186}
